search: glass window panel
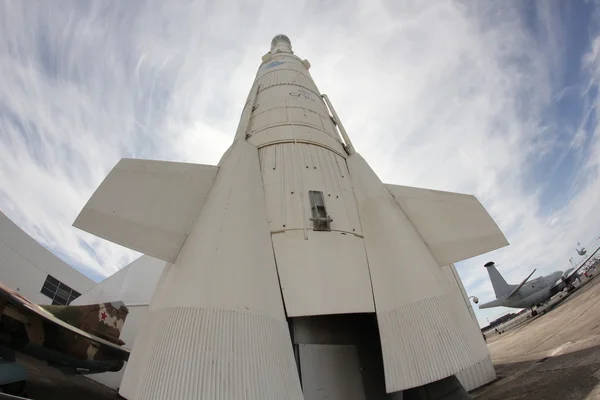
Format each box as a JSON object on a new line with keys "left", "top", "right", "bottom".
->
{"left": 46, "top": 275, "right": 60, "bottom": 286}
{"left": 57, "top": 282, "right": 74, "bottom": 293}
{"left": 41, "top": 286, "right": 55, "bottom": 299}
{"left": 55, "top": 287, "right": 70, "bottom": 300}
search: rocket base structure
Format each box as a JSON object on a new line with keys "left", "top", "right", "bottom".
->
{"left": 74, "top": 35, "right": 507, "bottom": 399}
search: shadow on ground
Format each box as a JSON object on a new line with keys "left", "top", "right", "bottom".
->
{"left": 470, "top": 344, "right": 600, "bottom": 400}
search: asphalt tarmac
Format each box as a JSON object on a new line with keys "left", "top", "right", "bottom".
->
{"left": 471, "top": 273, "right": 600, "bottom": 399}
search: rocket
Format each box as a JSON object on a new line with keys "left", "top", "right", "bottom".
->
{"left": 74, "top": 35, "right": 508, "bottom": 399}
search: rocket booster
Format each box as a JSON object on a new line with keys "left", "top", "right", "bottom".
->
{"left": 74, "top": 35, "right": 507, "bottom": 399}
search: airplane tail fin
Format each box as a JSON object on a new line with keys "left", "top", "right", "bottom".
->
{"left": 41, "top": 301, "right": 129, "bottom": 345}
{"left": 484, "top": 261, "right": 512, "bottom": 299}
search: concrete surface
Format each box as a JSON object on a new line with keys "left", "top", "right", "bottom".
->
{"left": 472, "top": 274, "right": 600, "bottom": 399}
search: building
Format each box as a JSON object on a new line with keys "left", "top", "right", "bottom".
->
{"left": 71, "top": 255, "right": 167, "bottom": 390}
{"left": 0, "top": 211, "right": 94, "bottom": 305}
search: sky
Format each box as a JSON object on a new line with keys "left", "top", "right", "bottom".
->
{"left": 1, "top": 0, "right": 600, "bottom": 326}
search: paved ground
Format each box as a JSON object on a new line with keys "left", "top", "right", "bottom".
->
{"left": 471, "top": 274, "right": 600, "bottom": 399}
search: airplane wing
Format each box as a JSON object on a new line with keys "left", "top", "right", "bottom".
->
{"left": 506, "top": 269, "right": 537, "bottom": 298}
{"left": 0, "top": 281, "right": 130, "bottom": 357}
{"left": 564, "top": 244, "right": 600, "bottom": 282}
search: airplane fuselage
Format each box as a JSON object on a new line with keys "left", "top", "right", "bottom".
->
{"left": 481, "top": 270, "right": 564, "bottom": 309}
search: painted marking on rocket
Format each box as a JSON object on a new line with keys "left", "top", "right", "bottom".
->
{"left": 289, "top": 88, "right": 315, "bottom": 102}
{"left": 266, "top": 61, "right": 285, "bottom": 69}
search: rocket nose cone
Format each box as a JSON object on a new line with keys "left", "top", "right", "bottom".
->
{"left": 271, "top": 34, "right": 292, "bottom": 53}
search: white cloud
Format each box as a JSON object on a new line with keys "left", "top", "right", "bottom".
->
{"left": 0, "top": 0, "right": 599, "bottom": 328}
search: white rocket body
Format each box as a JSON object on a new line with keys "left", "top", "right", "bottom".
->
{"left": 75, "top": 35, "right": 507, "bottom": 399}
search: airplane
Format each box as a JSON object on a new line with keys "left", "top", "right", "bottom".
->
{"left": 478, "top": 262, "right": 567, "bottom": 310}
{"left": 479, "top": 244, "right": 600, "bottom": 311}
{"left": 0, "top": 281, "right": 130, "bottom": 396}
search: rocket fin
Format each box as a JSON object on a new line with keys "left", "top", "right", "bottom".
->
{"left": 73, "top": 158, "right": 218, "bottom": 262}
{"left": 348, "top": 153, "right": 487, "bottom": 392}
{"left": 119, "top": 140, "right": 302, "bottom": 400}
{"left": 385, "top": 184, "right": 508, "bottom": 266}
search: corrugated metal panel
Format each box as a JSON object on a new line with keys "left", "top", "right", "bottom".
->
{"left": 120, "top": 307, "right": 302, "bottom": 400}
{"left": 442, "top": 264, "right": 496, "bottom": 392}
{"left": 385, "top": 184, "right": 509, "bottom": 266}
{"left": 299, "top": 344, "right": 366, "bottom": 400}
{"left": 456, "top": 356, "right": 496, "bottom": 392}
{"left": 272, "top": 230, "right": 374, "bottom": 317}
{"left": 378, "top": 295, "right": 485, "bottom": 392}
{"left": 438, "top": 265, "right": 492, "bottom": 385}
{"left": 347, "top": 153, "right": 485, "bottom": 392}
{"left": 441, "top": 265, "right": 490, "bottom": 357}
{"left": 260, "top": 143, "right": 360, "bottom": 234}
{"left": 257, "top": 69, "right": 321, "bottom": 96}
{"left": 74, "top": 159, "right": 219, "bottom": 262}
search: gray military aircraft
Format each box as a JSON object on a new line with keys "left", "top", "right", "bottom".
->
{"left": 479, "top": 244, "right": 600, "bottom": 310}
{"left": 478, "top": 262, "right": 568, "bottom": 310}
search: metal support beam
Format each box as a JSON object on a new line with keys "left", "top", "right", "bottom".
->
{"left": 322, "top": 94, "right": 355, "bottom": 155}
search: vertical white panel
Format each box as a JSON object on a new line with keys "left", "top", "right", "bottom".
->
{"left": 456, "top": 356, "right": 496, "bottom": 392}
{"left": 120, "top": 141, "right": 302, "bottom": 400}
{"left": 347, "top": 153, "right": 484, "bottom": 392}
{"left": 439, "top": 265, "right": 490, "bottom": 368}
{"left": 442, "top": 264, "right": 496, "bottom": 391}
{"left": 261, "top": 142, "right": 372, "bottom": 317}
{"left": 300, "top": 344, "right": 366, "bottom": 400}
{"left": 122, "top": 308, "right": 300, "bottom": 400}
{"left": 272, "top": 230, "right": 374, "bottom": 317}
{"left": 260, "top": 143, "right": 360, "bottom": 235}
